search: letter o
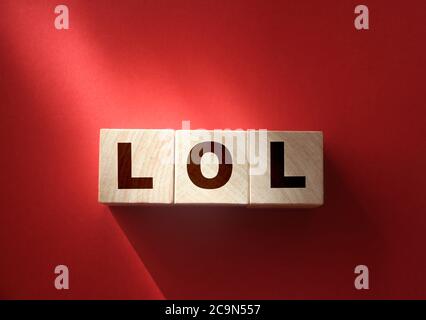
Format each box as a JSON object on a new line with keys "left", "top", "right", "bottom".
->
{"left": 187, "top": 141, "right": 232, "bottom": 189}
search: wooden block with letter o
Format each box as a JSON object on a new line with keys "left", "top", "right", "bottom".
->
{"left": 248, "top": 131, "right": 323, "bottom": 207}
{"left": 174, "top": 130, "right": 249, "bottom": 205}
{"left": 98, "top": 129, "right": 174, "bottom": 204}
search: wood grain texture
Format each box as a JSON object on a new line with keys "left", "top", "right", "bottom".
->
{"left": 249, "top": 131, "right": 323, "bottom": 207}
{"left": 99, "top": 129, "right": 174, "bottom": 204}
{"left": 174, "top": 130, "right": 249, "bottom": 205}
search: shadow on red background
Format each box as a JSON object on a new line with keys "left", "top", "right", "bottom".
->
{"left": 111, "top": 154, "right": 384, "bottom": 299}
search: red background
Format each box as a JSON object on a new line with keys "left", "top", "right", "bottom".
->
{"left": 0, "top": 0, "right": 425, "bottom": 299}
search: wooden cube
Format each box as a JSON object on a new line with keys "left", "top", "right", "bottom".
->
{"left": 99, "top": 129, "right": 174, "bottom": 204}
{"left": 248, "top": 131, "right": 323, "bottom": 207}
{"left": 174, "top": 130, "right": 249, "bottom": 205}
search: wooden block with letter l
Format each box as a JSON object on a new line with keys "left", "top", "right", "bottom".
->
{"left": 98, "top": 129, "right": 174, "bottom": 204}
{"left": 248, "top": 131, "right": 323, "bottom": 207}
{"left": 174, "top": 130, "right": 249, "bottom": 205}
